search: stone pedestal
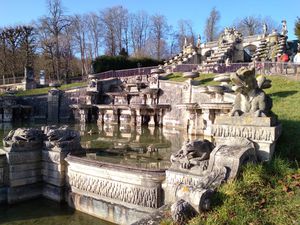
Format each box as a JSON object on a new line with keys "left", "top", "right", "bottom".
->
{"left": 4, "top": 136, "right": 44, "bottom": 204}
{"left": 212, "top": 115, "right": 282, "bottom": 161}
{"left": 42, "top": 149, "right": 68, "bottom": 201}
{"left": 42, "top": 127, "right": 84, "bottom": 202}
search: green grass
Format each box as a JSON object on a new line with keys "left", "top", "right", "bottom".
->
{"left": 14, "top": 82, "right": 87, "bottom": 97}
{"left": 165, "top": 72, "right": 218, "bottom": 86}
{"left": 160, "top": 75, "right": 300, "bottom": 225}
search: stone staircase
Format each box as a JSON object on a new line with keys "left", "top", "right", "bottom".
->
{"left": 163, "top": 45, "right": 198, "bottom": 70}
{"left": 206, "top": 42, "right": 235, "bottom": 66}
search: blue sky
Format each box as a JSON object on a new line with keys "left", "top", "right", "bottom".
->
{"left": 0, "top": 0, "right": 299, "bottom": 40}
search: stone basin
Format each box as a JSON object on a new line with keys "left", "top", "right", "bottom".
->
{"left": 150, "top": 68, "right": 165, "bottom": 74}
{"left": 182, "top": 72, "right": 199, "bottom": 79}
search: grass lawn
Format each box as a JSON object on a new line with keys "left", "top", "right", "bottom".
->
{"left": 13, "top": 82, "right": 87, "bottom": 97}
{"left": 163, "top": 74, "right": 300, "bottom": 225}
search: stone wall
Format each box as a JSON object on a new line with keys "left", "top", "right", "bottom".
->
{"left": 19, "top": 87, "right": 87, "bottom": 123}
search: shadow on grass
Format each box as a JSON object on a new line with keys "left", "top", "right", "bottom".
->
{"left": 270, "top": 91, "right": 298, "bottom": 98}
{"left": 274, "top": 119, "right": 300, "bottom": 164}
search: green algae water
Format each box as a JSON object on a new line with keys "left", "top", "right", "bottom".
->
{"left": 0, "top": 198, "right": 114, "bottom": 225}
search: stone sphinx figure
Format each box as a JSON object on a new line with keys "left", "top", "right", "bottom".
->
{"left": 170, "top": 140, "right": 214, "bottom": 169}
{"left": 43, "top": 125, "right": 82, "bottom": 152}
{"left": 3, "top": 128, "right": 44, "bottom": 151}
{"left": 230, "top": 67, "right": 272, "bottom": 117}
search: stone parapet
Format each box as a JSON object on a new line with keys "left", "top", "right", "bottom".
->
{"left": 66, "top": 155, "right": 166, "bottom": 216}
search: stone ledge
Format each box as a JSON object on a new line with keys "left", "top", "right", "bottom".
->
{"left": 215, "top": 115, "right": 276, "bottom": 126}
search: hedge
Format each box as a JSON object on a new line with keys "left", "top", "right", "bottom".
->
{"left": 92, "top": 55, "right": 162, "bottom": 73}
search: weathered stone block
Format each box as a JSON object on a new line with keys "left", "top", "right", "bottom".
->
{"left": 43, "top": 183, "right": 65, "bottom": 202}
{"left": 43, "top": 161, "right": 65, "bottom": 172}
{"left": 0, "top": 187, "right": 7, "bottom": 204}
{"left": 43, "top": 174, "right": 65, "bottom": 187}
{"left": 7, "top": 183, "right": 42, "bottom": 204}
{"left": 9, "top": 162, "right": 42, "bottom": 173}
{"left": 6, "top": 151, "right": 41, "bottom": 165}
{"left": 9, "top": 176, "right": 42, "bottom": 187}
{"left": 67, "top": 192, "right": 149, "bottom": 225}
{"left": 9, "top": 169, "right": 42, "bottom": 180}
{"left": 42, "top": 169, "right": 65, "bottom": 180}
{"left": 42, "top": 150, "right": 67, "bottom": 164}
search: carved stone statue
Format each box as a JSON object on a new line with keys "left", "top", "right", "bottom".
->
{"left": 3, "top": 128, "right": 44, "bottom": 151}
{"left": 170, "top": 140, "right": 214, "bottom": 169}
{"left": 281, "top": 20, "right": 288, "bottom": 36}
{"left": 44, "top": 125, "right": 80, "bottom": 143}
{"left": 263, "top": 23, "right": 268, "bottom": 37}
{"left": 197, "top": 34, "right": 201, "bottom": 48}
{"left": 230, "top": 67, "right": 272, "bottom": 117}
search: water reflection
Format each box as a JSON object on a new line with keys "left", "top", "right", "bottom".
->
{"left": 0, "top": 122, "right": 202, "bottom": 169}
{"left": 76, "top": 123, "right": 190, "bottom": 169}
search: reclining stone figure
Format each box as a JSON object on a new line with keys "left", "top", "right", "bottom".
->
{"left": 170, "top": 140, "right": 214, "bottom": 169}
{"left": 230, "top": 66, "right": 272, "bottom": 117}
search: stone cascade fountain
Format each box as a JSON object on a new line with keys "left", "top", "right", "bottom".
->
{"left": 205, "top": 27, "right": 243, "bottom": 66}
{"left": 0, "top": 66, "right": 282, "bottom": 225}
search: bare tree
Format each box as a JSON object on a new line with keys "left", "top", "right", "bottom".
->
{"left": 234, "top": 16, "right": 261, "bottom": 36}
{"left": 39, "top": 0, "right": 71, "bottom": 80}
{"left": 129, "top": 11, "right": 150, "bottom": 57}
{"left": 150, "top": 14, "right": 169, "bottom": 60}
{"left": 86, "top": 12, "right": 102, "bottom": 59}
{"left": 177, "top": 19, "right": 196, "bottom": 49}
{"left": 4, "top": 27, "right": 23, "bottom": 82}
{"left": 20, "top": 26, "right": 36, "bottom": 68}
{"left": 204, "top": 7, "right": 220, "bottom": 42}
{"left": 101, "top": 6, "right": 128, "bottom": 56}
{"left": 72, "top": 14, "right": 89, "bottom": 76}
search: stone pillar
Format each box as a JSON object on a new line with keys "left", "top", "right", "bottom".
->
{"left": 42, "top": 126, "right": 84, "bottom": 202}
{"left": 47, "top": 88, "right": 61, "bottom": 123}
{"left": 4, "top": 128, "right": 44, "bottom": 204}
